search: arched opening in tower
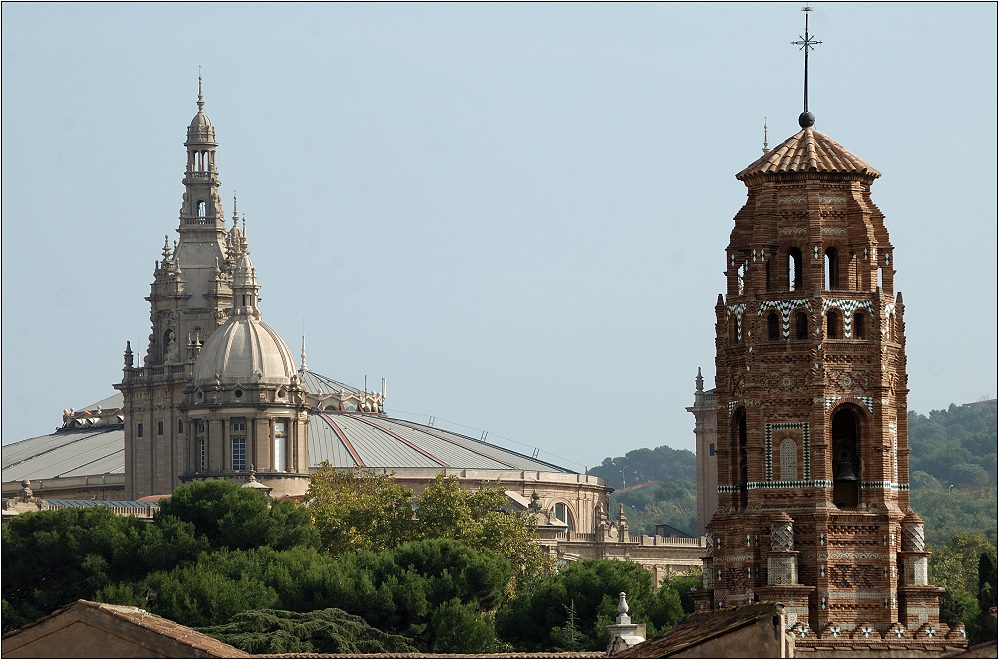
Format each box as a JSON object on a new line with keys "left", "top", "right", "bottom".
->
{"left": 733, "top": 408, "right": 748, "bottom": 509}
{"left": 831, "top": 406, "right": 861, "bottom": 509}
{"left": 825, "top": 247, "right": 840, "bottom": 289}
{"left": 787, "top": 248, "right": 803, "bottom": 291}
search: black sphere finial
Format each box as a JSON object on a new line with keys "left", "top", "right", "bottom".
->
{"left": 798, "top": 111, "right": 815, "bottom": 128}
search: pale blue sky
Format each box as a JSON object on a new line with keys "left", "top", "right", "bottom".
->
{"left": 2, "top": 2, "right": 996, "bottom": 471}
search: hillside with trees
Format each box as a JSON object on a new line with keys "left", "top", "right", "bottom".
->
{"left": 592, "top": 400, "right": 997, "bottom": 543}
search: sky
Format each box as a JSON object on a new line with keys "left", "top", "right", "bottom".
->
{"left": 2, "top": 2, "right": 996, "bottom": 472}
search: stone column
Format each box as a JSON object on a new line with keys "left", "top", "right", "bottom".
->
{"left": 898, "top": 510, "right": 943, "bottom": 630}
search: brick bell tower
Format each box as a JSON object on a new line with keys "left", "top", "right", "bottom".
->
{"left": 690, "top": 14, "right": 965, "bottom": 655}
{"left": 692, "top": 110, "right": 966, "bottom": 652}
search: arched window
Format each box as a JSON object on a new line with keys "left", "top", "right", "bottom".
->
{"left": 554, "top": 503, "right": 575, "bottom": 533}
{"left": 854, "top": 312, "right": 866, "bottom": 339}
{"left": 737, "top": 263, "right": 746, "bottom": 295}
{"left": 831, "top": 407, "right": 861, "bottom": 509}
{"left": 765, "top": 258, "right": 773, "bottom": 292}
{"left": 788, "top": 248, "right": 803, "bottom": 291}
{"left": 197, "top": 200, "right": 207, "bottom": 222}
{"left": 827, "top": 310, "right": 840, "bottom": 339}
{"left": 731, "top": 316, "right": 740, "bottom": 344}
{"left": 779, "top": 438, "right": 798, "bottom": 481}
{"left": 825, "top": 247, "right": 840, "bottom": 289}
{"left": 795, "top": 312, "right": 808, "bottom": 340}
{"left": 733, "top": 409, "right": 748, "bottom": 509}
{"left": 767, "top": 312, "right": 780, "bottom": 340}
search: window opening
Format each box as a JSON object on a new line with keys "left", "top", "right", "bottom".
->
{"left": 553, "top": 502, "right": 575, "bottom": 533}
{"left": 832, "top": 408, "right": 861, "bottom": 509}
{"left": 767, "top": 312, "right": 780, "bottom": 340}
{"left": 795, "top": 312, "right": 808, "bottom": 340}
{"left": 825, "top": 247, "right": 839, "bottom": 289}
{"left": 788, "top": 248, "right": 803, "bottom": 291}
{"left": 274, "top": 421, "right": 287, "bottom": 472}
{"left": 231, "top": 420, "right": 246, "bottom": 472}
{"left": 854, "top": 312, "right": 866, "bottom": 339}
{"left": 735, "top": 409, "right": 748, "bottom": 509}
{"left": 827, "top": 310, "right": 840, "bottom": 339}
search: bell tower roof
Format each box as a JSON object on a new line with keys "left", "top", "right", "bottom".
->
{"left": 736, "top": 127, "right": 881, "bottom": 181}
{"left": 186, "top": 73, "right": 216, "bottom": 145}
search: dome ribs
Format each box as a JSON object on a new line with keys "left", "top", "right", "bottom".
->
{"left": 318, "top": 412, "right": 365, "bottom": 467}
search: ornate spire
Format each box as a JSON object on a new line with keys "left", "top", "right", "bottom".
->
{"left": 196, "top": 67, "right": 204, "bottom": 112}
{"left": 762, "top": 117, "right": 769, "bottom": 154}
{"left": 696, "top": 367, "right": 704, "bottom": 393}
{"left": 232, "top": 191, "right": 239, "bottom": 226}
{"left": 124, "top": 340, "right": 134, "bottom": 368}
{"left": 162, "top": 235, "right": 171, "bottom": 260}
{"left": 300, "top": 335, "right": 308, "bottom": 372}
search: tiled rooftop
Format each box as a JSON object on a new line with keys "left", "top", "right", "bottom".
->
{"left": 615, "top": 603, "right": 784, "bottom": 658}
{"left": 2, "top": 600, "right": 247, "bottom": 658}
{"left": 737, "top": 128, "right": 881, "bottom": 180}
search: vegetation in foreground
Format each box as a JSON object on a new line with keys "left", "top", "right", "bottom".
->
{"left": 1, "top": 470, "right": 695, "bottom": 653}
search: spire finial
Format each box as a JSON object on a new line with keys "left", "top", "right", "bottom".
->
{"left": 196, "top": 66, "right": 205, "bottom": 112}
{"left": 232, "top": 190, "right": 239, "bottom": 226}
{"left": 162, "top": 235, "right": 171, "bottom": 260}
{"left": 792, "top": 6, "right": 821, "bottom": 128}
{"left": 762, "top": 117, "right": 769, "bottom": 153}
{"left": 696, "top": 367, "right": 704, "bottom": 393}
{"left": 300, "top": 333, "right": 308, "bottom": 372}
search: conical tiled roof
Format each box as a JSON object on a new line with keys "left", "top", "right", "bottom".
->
{"left": 737, "top": 128, "right": 880, "bottom": 180}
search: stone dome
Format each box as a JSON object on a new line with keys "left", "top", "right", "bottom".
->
{"left": 188, "top": 110, "right": 213, "bottom": 132}
{"left": 193, "top": 315, "right": 297, "bottom": 387}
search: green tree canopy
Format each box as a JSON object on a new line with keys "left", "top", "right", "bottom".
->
{"left": 496, "top": 559, "right": 686, "bottom": 651}
{"left": 157, "top": 480, "right": 318, "bottom": 550}
{"left": 1, "top": 506, "right": 207, "bottom": 631}
{"left": 306, "top": 465, "right": 416, "bottom": 555}
{"left": 197, "top": 608, "right": 417, "bottom": 655}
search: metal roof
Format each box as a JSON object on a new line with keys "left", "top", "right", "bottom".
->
{"left": 2, "top": 427, "right": 126, "bottom": 482}
{"left": 4, "top": 372, "right": 570, "bottom": 485}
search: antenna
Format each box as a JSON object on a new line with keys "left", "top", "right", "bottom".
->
{"left": 791, "top": 6, "right": 822, "bottom": 127}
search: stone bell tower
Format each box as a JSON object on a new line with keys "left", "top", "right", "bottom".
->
{"left": 116, "top": 77, "right": 236, "bottom": 499}
{"left": 691, "top": 106, "right": 964, "bottom": 654}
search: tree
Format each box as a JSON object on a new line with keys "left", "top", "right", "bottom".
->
{"left": 1, "top": 506, "right": 206, "bottom": 631}
{"left": 930, "top": 533, "right": 998, "bottom": 643}
{"left": 430, "top": 598, "right": 497, "bottom": 652}
{"left": 497, "top": 559, "right": 668, "bottom": 651}
{"left": 306, "top": 465, "right": 416, "bottom": 555}
{"left": 157, "top": 480, "right": 318, "bottom": 551}
{"left": 415, "top": 474, "right": 555, "bottom": 589}
{"left": 197, "top": 608, "right": 417, "bottom": 654}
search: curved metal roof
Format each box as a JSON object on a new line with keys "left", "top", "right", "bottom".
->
{"left": 4, "top": 372, "right": 569, "bottom": 485}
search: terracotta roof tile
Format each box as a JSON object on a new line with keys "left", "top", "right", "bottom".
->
{"left": 737, "top": 128, "right": 880, "bottom": 180}
{"left": 2, "top": 600, "right": 249, "bottom": 658}
{"left": 615, "top": 603, "right": 784, "bottom": 658}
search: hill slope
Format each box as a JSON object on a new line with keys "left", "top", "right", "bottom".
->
{"left": 591, "top": 400, "right": 997, "bottom": 543}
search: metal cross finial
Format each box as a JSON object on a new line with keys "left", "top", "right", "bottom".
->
{"left": 791, "top": 6, "right": 822, "bottom": 126}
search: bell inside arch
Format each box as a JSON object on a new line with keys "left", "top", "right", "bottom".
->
{"left": 834, "top": 450, "right": 858, "bottom": 482}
